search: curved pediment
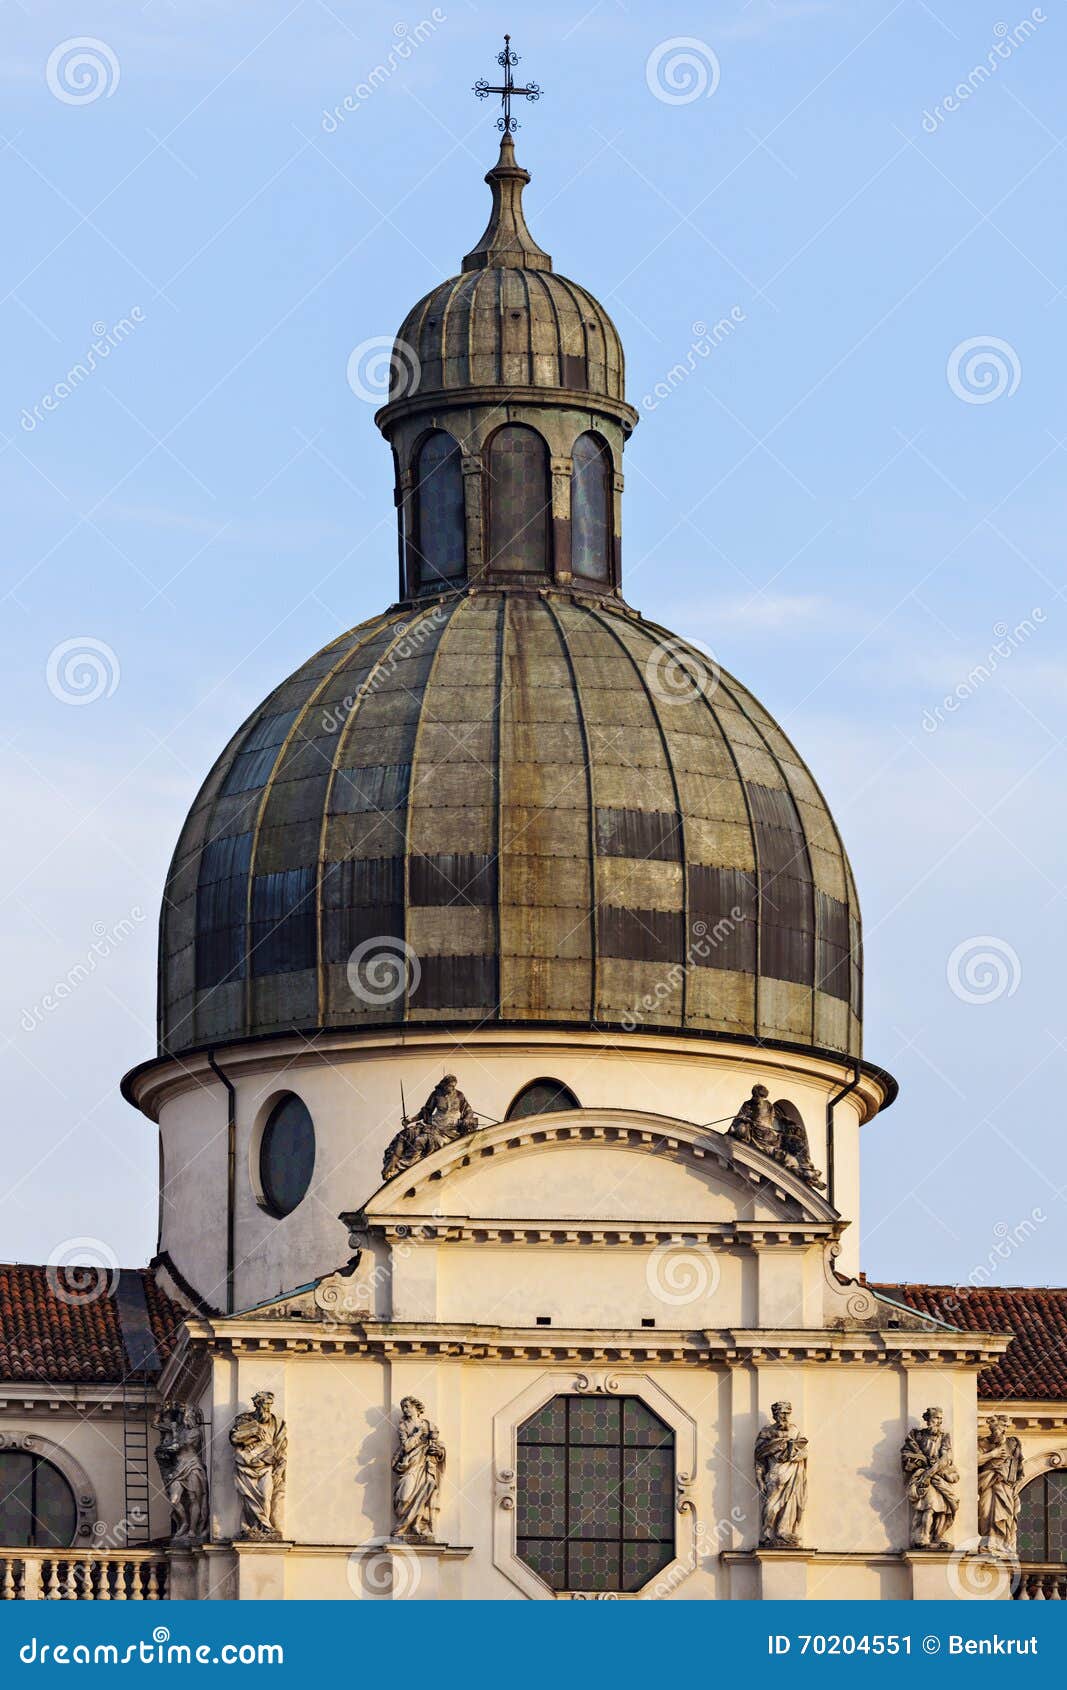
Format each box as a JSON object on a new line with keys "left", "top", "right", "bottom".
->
{"left": 357, "top": 1110, "right": 837, "bottom": 1231}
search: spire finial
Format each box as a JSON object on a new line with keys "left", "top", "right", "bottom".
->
{"left": 473, "top": 33, "right": 542, "bottom": 134}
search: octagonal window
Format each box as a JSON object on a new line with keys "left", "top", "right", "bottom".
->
{"left": 516, "top": 1395, "right": 674, "bottom": 1593}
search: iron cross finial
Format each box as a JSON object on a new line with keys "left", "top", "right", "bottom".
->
{"left": 473, "top": 33, "right": 541, "bottom": 133}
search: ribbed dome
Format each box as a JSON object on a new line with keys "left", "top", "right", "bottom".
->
{"left": 393, "top": 268, "right": 625, "bottom": 406}
{"left": 380, "top": 133, "right": 628, "bottom": 414}
{"left": 159, "top": 591, "right": 861, "bottom": 1061}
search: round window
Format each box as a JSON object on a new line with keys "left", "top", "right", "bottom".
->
{"left": 0, "top": 1452, "right": 77, "bottom": 1548}
{"left": 258, "top": 1094, "right": 315, "bottom": 1218}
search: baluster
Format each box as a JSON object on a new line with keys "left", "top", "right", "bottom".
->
{"left": 112, "top": 1562, "right": 128, "bottom": 1601}
{"left": 144, "top": 1565, "right": 160, "bottom": 1600}
{"left": 0, "top": 1558, "right": 10, "bottom": 1600}
{"left": 97, "top": 1559, "right": 112, "bottom": 1601}
{"left": 129, "top": 1562, "right": 145, "bottom": 1601}
{"left": 21, "top": 1558, "right": 41, "bottom": 1601}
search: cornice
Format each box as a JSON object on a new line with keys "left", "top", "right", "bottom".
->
{"left": 124, "top": 1024, "right": 892, "bottom": 1124}
{"left": 171, "top": 1317, "right": 1013, "bottom": 1371}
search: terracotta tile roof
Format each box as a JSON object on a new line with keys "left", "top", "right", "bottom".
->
{"left": 871, "top": 1282, "right": 1067, "bottom": 1403}
{"left": 0, "top": 1265, "right": 189, "bottom": 1386}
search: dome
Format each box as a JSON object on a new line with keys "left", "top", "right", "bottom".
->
{"left": 377, "top": 133, "right": 631, "bottom": 424}
{"left": 392, "top": 267, "right": 626, "bottom": 410}
{"left": 158, "top": 590, "right": 861, "bottom": 1062}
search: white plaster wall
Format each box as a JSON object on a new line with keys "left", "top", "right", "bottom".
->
{"left": 199, "top": 1347, "right": 980, "bottom": 1600}
{"left": 148, "top": 1032, "right": 874, "bottom": 1310}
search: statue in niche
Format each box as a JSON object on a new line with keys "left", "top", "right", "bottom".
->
{"left": 154, "top": 1400, "right": 209, "bottom": 1546}
{"left": 392, "top": 1396, "right": 445, "bottom": 1542}
{"left": 728, "top": 1085, "right": 825, "bottom": 1189}
{"left": 754, "top": 1401, "right": 809, "bottom": 1547}
{"left": 901, "top": 1407, "right": 959, "bottom": 1550}
{"left": 229, "top": 1391, "right": 287, "bottom": 1541}
{"left": 977, "top": 1414, "right": 1024, "bottom": 1555}
{"left": 381, "top": 1075, "right": 480, "bottom": 1181}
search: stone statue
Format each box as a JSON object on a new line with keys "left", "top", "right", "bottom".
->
{"left": 977, "top": 1414, "right": 1024, "bottom": 1555}
{"left": 392, "top": 1396, "right": 445, "bottom": 1542}
{"left": 754, "top": 1401, "right": 809, "bottom": 1547}
{"left": 381, "top": 1075, "right": 480, "bottom": 1181}
{"left": 154, "top": 1400, "right": 208, "bottom": 1546}
{"left": 229, "top": 1391, "right": 287, "bottom": 1541}
{"left": 729, "top": 1085, "right": 825, "bottom": 1189}
{"left": 901, "top": 1407, "right": 959, "bottom": 1549}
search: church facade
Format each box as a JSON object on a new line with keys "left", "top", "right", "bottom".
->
{"left": 2, "top": 86, "right": 1066, "bottom": 1603}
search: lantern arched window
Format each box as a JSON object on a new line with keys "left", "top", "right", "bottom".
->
{"left": 570, "top": 432, "right": 612, "bottom": 582}
{"left": 412, "top": 430, "right": 466, "bottom": 592}
{"left": 487, "top": 425, "right": 550, "bottom": 575}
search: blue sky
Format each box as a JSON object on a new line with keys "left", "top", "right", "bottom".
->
{"left": 2, "top": 0, "right": 1065, "bottom": 1290}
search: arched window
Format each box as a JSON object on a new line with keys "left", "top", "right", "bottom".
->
{"left": 570, "top": 432, "right": 612, "bottom": 581}
{"left": 1018, "top": 1472, "right": 1067, "bottom": 1563}
{"left": 488, "top": 425, "right": 550, "bottom": 574}
{"left": 413, "top": 431, "right": 466, "bottom": 591}
{"left": 516, "top": 1395, "right": 675, "bottom": 1593}
{"left": 506, "top": 1079, "right": 580, "bottom": 1121}
{"left": 0, "top": 1452, "right": 77, "bottom": 1548}
{"left": 258, "top": 1093, "right": 315, "bottom": 1219}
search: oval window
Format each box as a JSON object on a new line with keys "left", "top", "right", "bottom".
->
{"left": 258, "top": 1094, "right": 315, "bottom": 1218}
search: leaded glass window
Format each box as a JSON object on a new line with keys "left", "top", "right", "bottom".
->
{"left": 0, "top": 1453, "right": 77, "bottom": 1549}
{"left": 1018, "top": 1472, "right": 1067, "bottom": 1562}
{"left": 570, "top": 432, "right": 612, "bottom": 581}
{"left": 516, "top": 1395, "right": 675, "bottom": 1593}
{"left": 413, "top": 432, "right": 466, "bottom": 590}
{"left": 488, "top": 425, "right": 550, "bottom": 574}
